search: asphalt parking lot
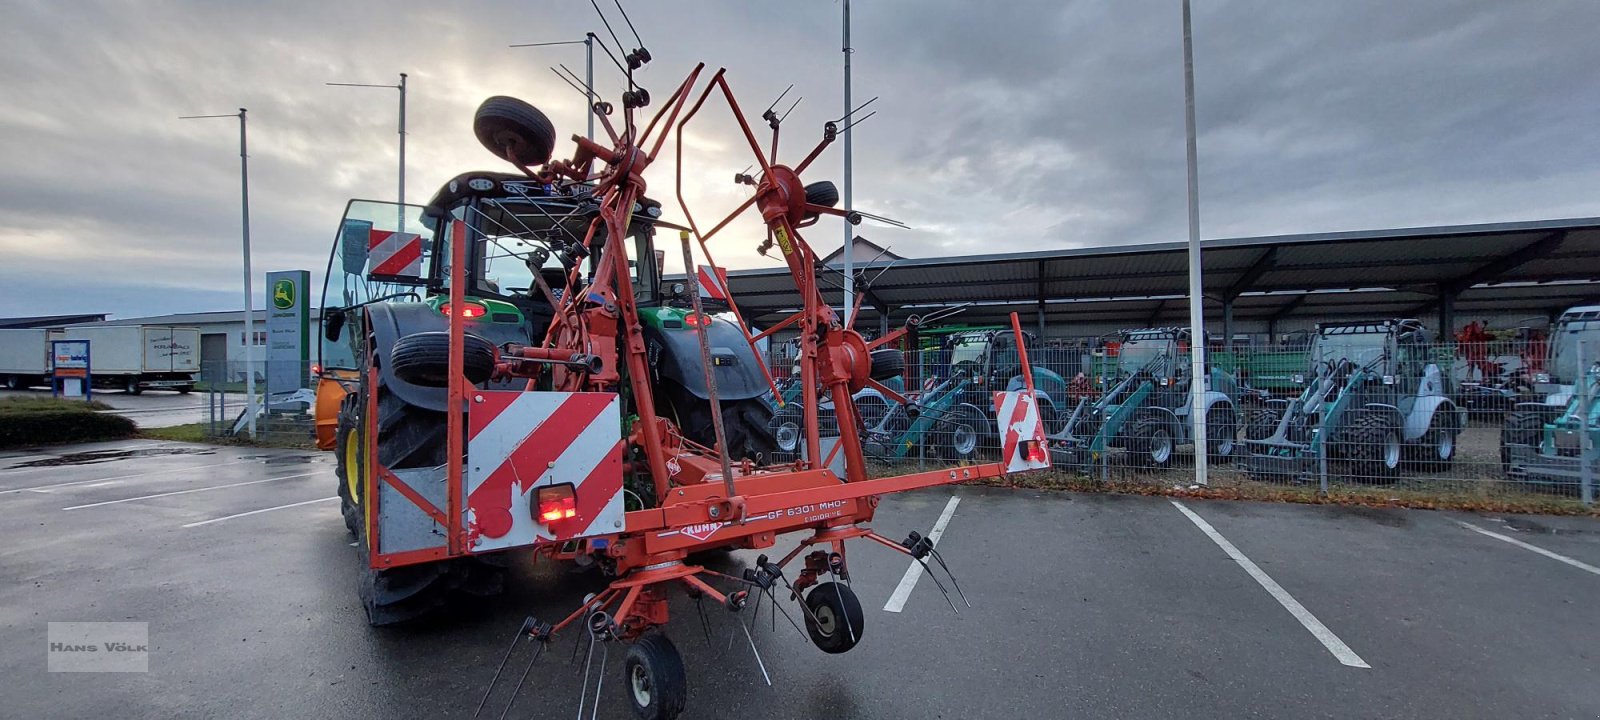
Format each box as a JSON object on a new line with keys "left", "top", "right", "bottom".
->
{"left": 1, "top": 439, "right": 1596, "bottom": 719}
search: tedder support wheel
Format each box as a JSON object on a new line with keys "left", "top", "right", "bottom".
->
{"left": 473, "top": 96, "right": 557, "bottom": 167}
{"left": 804, "top": 582, "right": 864, "bottom": 654}
{"left": 624, "top": 634, "right": 688, "bottom": 720}
{"left": 868, "top": 348, "right": 903, "bottom": 380}
{"left": 389, "top": 331, "right": 497, "bottom": 387}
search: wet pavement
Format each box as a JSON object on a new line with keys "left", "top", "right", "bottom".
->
{"left": 1, "top": 438, "right": 1596, "bottom": 718}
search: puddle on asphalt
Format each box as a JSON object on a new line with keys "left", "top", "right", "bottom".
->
{"left": 7, "top": 447, "right": 216, "bottom": 469}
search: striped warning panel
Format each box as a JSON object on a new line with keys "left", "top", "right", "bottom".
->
{"left": 367, "top": 230, "right": 423, "bottom": 279}
{"left": 465, "top": 390, "right": 624, "bottom": 552}
{"left": 697, "top": 264, "right": 729, "bottom": 302}
{"left": 993, "top": 390, "right": 1050, "bottom": 473}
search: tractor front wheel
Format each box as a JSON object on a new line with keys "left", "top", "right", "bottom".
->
{"left": 939, "top": 404, "right": 986, "bottom": 462}
{"left": 334, "top": 396, "right": 363, "bottom": 537}
{"left": 1341, "top": 409, "right": 1402, "bottom": 483}
{"left": 1407, "top": 411, "right": 1459, "bottom": 473}
{"left": 624, "top": 634, "right": 688, "bottom": 720}
{"left": 1206, "top": 406, "right": 1238, "bottom": 463}
{"left": 804, "top": 582, "right": 864, "bottom": 654}
{"left": 1129, "top": 413, "right": 1177, "bottom": 469}
{"left": 1243, "top": 409, "right": 1280, "bottom": 440}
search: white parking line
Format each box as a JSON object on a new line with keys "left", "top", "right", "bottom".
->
{"left": 0, "top": 459, "right": 257, "bottom": 495}
{"left": 182, "top": 496, "right": 338, "bottom": 528}
{"left": 1171, "top": 501, "right": 1371, "bottom": 669}
{"left": 884, "top": 495, "right": 960, "bottom": 613}
{"left": 1455, "top": 520, "right": 1600, "bottom": 577}
{"left": 61, "top": 471, "right": 321, "bottom": 510}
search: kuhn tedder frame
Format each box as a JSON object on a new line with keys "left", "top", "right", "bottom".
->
{"left": 355, "top": 48, "right": 1049, "bottom": 717}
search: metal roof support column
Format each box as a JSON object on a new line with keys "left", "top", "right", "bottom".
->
{"left": 1222, "top": 296, "right": 1234, "bottom": 346}
{"left": 1438, "top": 285, "right": 1456, "bottom": 336}
{"left": 1036, "top": 260, "right": 1047, "bottom": 339}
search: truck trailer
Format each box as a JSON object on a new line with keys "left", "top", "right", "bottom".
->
{"left": 49, "top": 326, "right": 201, "bottom": 394}
{"left": 0, "top": 329, "right": 52, "bottom": 389}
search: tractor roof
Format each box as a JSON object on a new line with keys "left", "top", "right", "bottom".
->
{"left": 1316, "top": 318, "right": 1428, "bottom": 336}
{"left": 422, "top": 170, "right": 661, "bottom": 222}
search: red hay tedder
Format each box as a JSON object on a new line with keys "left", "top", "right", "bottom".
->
{"left": 315, "top": 13, "right": 1049, "bottom": 718}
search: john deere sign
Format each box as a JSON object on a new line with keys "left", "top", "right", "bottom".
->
{"left": 265, "top": 270, "right": 310, "bottom": 397}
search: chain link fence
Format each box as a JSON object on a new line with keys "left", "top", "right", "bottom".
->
{"left": 200, "top": 360, "right": 316, "bottom": 446}
{"left": 761, "top": 329, "right": 1596, "bottom": 508}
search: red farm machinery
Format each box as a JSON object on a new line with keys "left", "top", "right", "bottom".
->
{"left": 314, "top": 21, "right": 1049, "bottom": 718}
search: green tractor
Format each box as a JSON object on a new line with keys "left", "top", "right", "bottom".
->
{"left": 1050, "top": 327, "right": 1240, "bottom": 470}
{"left": 1239, "top": 319, "right": 1464, "bottom": 483}
{"left": 316, "top": 160, "right": 778, "bottom": 623}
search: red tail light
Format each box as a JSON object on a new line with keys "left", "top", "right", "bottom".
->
{"left": 683, "top": 313, "right": 710, "bottom": 327}
{"left": 536, "top": 483, "right": 577, "bottom": 524}
{"left": 440, "top": 302, "right": 488, "bottom": 319}
{"left": 1024, "top": 439, "right": 1048, "bottom": 463}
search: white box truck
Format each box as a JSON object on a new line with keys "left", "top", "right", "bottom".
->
{"left": 0, "top": 329, "right": 52, "bottom": 389}
{"left": 49, "top": 326, "right": 202, "bottom": 394}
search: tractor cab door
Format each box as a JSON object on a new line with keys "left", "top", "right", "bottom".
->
{"left": 1393, "top": 331, "right": 1430, "bottom": 414}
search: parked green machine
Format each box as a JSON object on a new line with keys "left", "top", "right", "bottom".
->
{"left": 1239, "top": 319, "right": 1464, "bottom": 483}
{"left": 1050, "top": 328, "right": 1240, "bottom": 471}
{"left": 938, "top": 328, "right": 1070, "bottom": 442}
{"left": 1501, "top": 364, "right": 1600, "bottom": 498}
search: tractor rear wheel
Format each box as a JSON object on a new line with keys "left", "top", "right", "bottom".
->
{"left": 666, "top": 382, "right": 777, "bottom": 464}
{"left": 804, "top": 582, "right": 864, "bottom": 654}
{"left": 1341, "top": 409, "right": 1402, "bottom": 483}
{"left": 357, "top": 384, "right": 507, "bottom": 626}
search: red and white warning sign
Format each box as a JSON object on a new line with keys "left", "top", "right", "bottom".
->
{"left": 367, "top": 230, "right": 423, "bottom": 279}
{"left": 697, "top": 264, "right": 729, "bottom": 302}
{"left": 465, "top": 390, "right": 625, "bottom": 552}
{"left": 994, "top": 390, "right": 1050, "bottom": 473}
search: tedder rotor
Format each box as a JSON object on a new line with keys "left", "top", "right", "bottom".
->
{"left": 319, "top": 13, "right": 1051, "bottom": 718}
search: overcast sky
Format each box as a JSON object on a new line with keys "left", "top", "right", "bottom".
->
{"left": 2, "top": 0, "right": 1597, "bottom": 320}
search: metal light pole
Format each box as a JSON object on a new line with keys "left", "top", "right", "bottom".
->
{"left": 179, "top": 108, "right": 257, "bottom": 438}
{"left": 1182, "top": 0, "right": 1209, "bottom": 485}
{"left": 841, "top": 0, "right": 855, "bottom": 323}
{"left": 509, "top": 35, "right": 596, "bottom": 141}
{"left": 327, "top": 73, "right": 409, "bottom": 210}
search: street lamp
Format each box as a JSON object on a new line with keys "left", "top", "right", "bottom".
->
{"left": 509, "top": 34, "right": 596, "bottom": 141}
{"left": 179, "top": 108, "right": 257, "bottom": 439}
{"left": 326, "top": 73, "right": 408, "bottom": 209}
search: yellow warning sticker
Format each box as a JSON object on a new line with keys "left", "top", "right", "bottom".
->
{"left": 774, "top": 226, "right": 795, "bottom": 256}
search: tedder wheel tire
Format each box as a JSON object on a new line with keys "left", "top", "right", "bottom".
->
{"left": 473, "top": 96, "right": 557, "bottom": 167}
{"left": 624, "top": 634, "right": 688, "bottom": 720}
{"left": 940, "top": 404, "right": 987, "bottom": 462}
{"left": 1128, "top": 413, "right": 1177, "bottom": 469}
{"left": 804, "top": 582, "right": 864, "bottom": 654}
{"left": 868, "top": 349, "right": 904, "bottom": 381}
{"left": 1206, "top": 406, "right": 1238, "bottom": 463}
{"left": 388, "top": 331, "right": 497, "bottom": 387}
{"left": 1243, "top": 409, "right": 1280, "bottom": 441}
{"left": 1500, "top": 410, "right": 1544, "bottom": 475}
{"left": 1341, "top": 409, "right": 1402, "bottom": 483}
{"left": 804, "top": 180, "right": 841, "bottom": 209}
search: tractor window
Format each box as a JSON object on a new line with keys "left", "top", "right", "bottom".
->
{"left": 948, "top": 336, "right": 985, "bottom": 369}
{"left": 1118, "top": 336, "right": 1169, "bottom": 376}
{"left": 1313, "top": 331, "right": 1387, "bottom": 369}
{"left": 318, "top": 200, "right": 432, "bottom": 371}
{"left": 1549, "top": 317, "right": 1600, "bottom": 383}
{"left": 469, "top": 199, "right": 592, "bottom": 301}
